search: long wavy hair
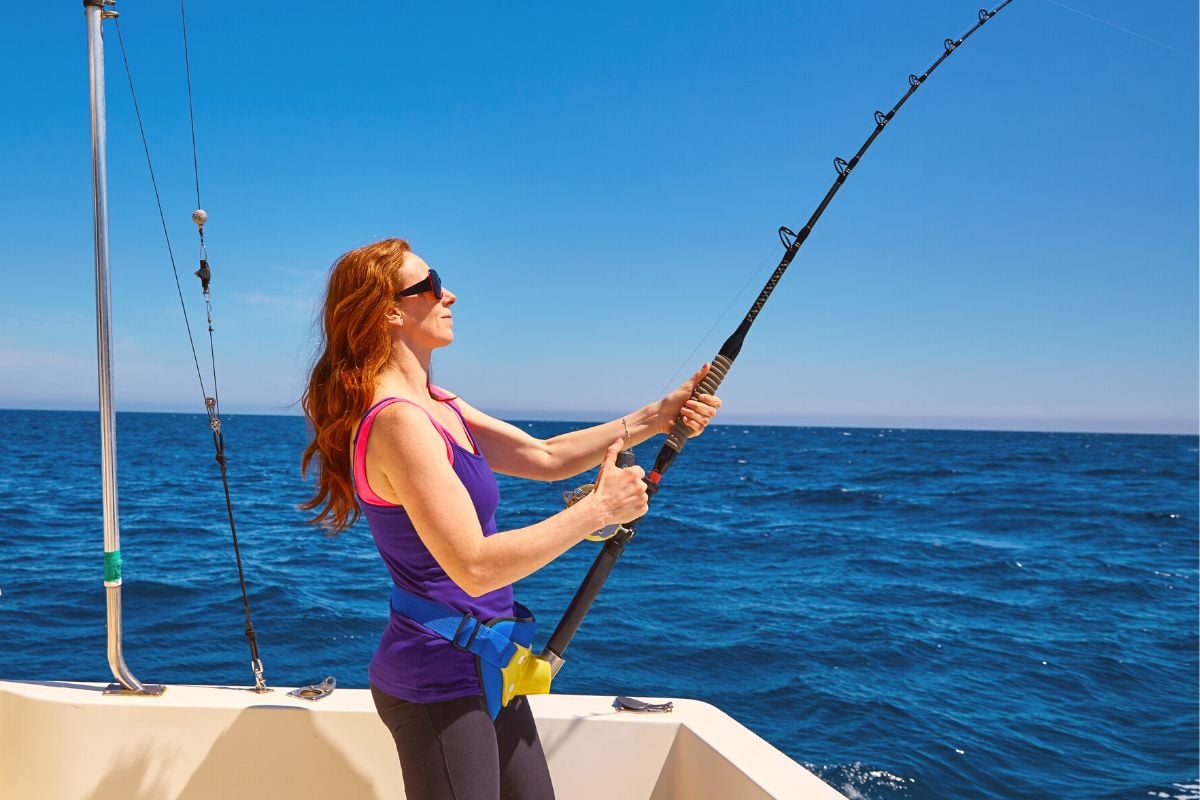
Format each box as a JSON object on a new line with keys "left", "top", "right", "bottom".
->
{"left": 301, "top": 237, "right": 412, "bottom": 532}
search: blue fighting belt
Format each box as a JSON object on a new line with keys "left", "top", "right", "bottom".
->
{"left": 390, "top": 586, "right": 552, "bottom": 719}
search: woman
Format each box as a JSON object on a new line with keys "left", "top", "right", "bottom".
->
{"left": 301, "top": 238, "right": 721, "bottom": 799}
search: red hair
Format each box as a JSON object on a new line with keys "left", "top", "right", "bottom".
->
{"left": 301, "top": 238, "right": 411, "bottom": 532}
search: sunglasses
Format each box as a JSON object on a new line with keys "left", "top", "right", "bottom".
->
{"left": 394, "top": 269, "right": 443, "bottom": 301}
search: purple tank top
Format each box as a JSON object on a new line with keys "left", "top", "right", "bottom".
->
{"left": 353, "top": 390, "right": 513, "bottom": 701}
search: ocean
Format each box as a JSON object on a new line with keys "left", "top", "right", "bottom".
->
{"left": 0, "top": 408, "right": 1195, "bottom": 799}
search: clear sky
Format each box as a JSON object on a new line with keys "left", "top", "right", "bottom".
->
{"left": 1, "top": 1, "right": 1196, "bottom": 433}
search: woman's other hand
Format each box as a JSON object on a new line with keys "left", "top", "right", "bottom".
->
{"left": 590, "top": 440, "right": 649, "bottom": 525}
{"left": 657, "top": 363, "right": 723, "bottom": 436}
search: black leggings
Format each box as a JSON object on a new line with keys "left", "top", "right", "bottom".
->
{"left": 371, "top": 684, "right": 556, "bottom": 800}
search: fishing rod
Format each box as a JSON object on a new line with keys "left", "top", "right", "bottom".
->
{"left": 538, "top": 1, "right": 1014, "bottom": 676}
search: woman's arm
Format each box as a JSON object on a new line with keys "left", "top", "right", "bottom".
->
{"left": 370, "top": 403, "right": 648, "bottom": 597}
{"left": 455, "top": 364, "right": 722, "bottom": 482}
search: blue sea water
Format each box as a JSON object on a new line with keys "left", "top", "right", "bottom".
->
{"left": 0, "top": 408, "right": 1195, "bottom": 799}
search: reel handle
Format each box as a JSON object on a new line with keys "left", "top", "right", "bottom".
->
{"left": 562, "top": 449, "right": 637, "bottom": 542}
{"left": 591, "top": 448, "right": 636, "bottom": 541}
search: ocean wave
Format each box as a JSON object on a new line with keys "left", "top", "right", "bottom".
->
{"left": 815, "top": 762, "right": 917, "bottom": 800}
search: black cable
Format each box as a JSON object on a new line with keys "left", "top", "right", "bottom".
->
{"left": 114, "top": 11, "right": 267, "bottom": 690}
{"left": 180, "top": 0, "right": 201, "bottom": 212}
{"left": 180, "top": 0, "right": 221, "bottom": 421}
{"left": 176, "top": 0, "right": 266, "bottom": 690}
{"left": 206, "top": 402, "right": 264, "bottom": 683}
{"left": 112, "top": 19, "right": 209, "bottom": 403}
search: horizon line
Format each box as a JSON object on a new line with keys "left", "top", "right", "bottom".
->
{"left": 2, "top": 404, "right": 1195, "bottom": 437}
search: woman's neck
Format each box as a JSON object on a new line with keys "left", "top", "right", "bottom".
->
{"left": 376, "top": 347, "right": 433, "bottom": 401}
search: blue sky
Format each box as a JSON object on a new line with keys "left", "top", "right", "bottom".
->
{"left": 1, "top": 1, "right": 1196, "bottom": 433}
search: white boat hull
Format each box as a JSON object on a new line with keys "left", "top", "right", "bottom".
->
{"left": 0, "top": 680, "right": 845, "bottom": 799}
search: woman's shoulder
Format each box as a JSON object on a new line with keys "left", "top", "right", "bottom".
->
{"left": 370, "top": 396, "right": 435, "bottom": 427}
{"left": 369, "top": 400, "right": 455, "bottom": 463}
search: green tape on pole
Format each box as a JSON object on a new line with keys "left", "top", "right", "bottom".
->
{"left": 104, "top": 549, "right": 122, "bottom": 583}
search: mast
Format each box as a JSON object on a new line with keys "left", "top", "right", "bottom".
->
{"left": 85, "top": 0, "right": 162, "bottom": 696}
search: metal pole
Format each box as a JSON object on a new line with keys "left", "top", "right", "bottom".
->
{"left": 85, "top": 0, "right": 161, "bottom": 696}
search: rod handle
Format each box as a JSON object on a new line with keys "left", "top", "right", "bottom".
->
{"left": 664, "top": 354, "right": 732, "bottom": 453}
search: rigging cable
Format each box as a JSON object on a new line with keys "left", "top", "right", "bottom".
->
{"left": 177, "top": 0, "right": 268, "bottom": 693}
{"left": 112, "top": 21, "right": 207, "bottom": 401}
{"left": 179, "top": 0, "right": 202, "bottom": 211}
{"left": 540, "top": 1, "right": 1016, "bottom": 672}
{"left": 112, "top": 9, "right": 269, "bottom": 692}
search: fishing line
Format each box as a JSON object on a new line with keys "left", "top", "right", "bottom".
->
{"left": 1041, "top": 0, "right": 1197, "bottom": 59}
{"left": 655, "top": 240, "right": 784, "bottom": 398}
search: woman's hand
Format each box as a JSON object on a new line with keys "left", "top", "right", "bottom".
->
{"left": 589, "top": 440, "right": 649, "bottom": 525}
{"left": 657, "top": 363, "right": 723, "bottom": 436}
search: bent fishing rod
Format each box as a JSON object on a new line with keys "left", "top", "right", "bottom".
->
{"left": 538, "top": 1, "right": 1014, "bottom": 677}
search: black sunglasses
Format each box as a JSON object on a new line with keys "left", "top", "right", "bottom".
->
{"left": 394, "top": 269, "right": 443, "bottom": 301}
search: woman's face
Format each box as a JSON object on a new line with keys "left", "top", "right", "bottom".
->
{"left": 393, "top": 252, "right": 456, "bottom": 349}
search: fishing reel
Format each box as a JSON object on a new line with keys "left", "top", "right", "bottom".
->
{"left": 562, "top": 449, "right": 636, "bottom": 541}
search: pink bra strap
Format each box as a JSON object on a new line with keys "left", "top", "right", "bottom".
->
{"left": 430, "top": 385, "right": 480, "bottom": 454}
{"left": 353, "top": 398, "right": 455, "bottom": 506}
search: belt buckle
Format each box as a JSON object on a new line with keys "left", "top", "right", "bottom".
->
{"left": 451, "top": 612, "right": 482, "bottom": 652}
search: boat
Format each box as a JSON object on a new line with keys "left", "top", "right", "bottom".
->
{"left": 0, "top": 3, "right": 846, "bottom": 797}
{"left": 0, "top": 682, "right": 844, "bottom": 799}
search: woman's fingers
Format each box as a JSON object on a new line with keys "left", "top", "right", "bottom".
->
{"left": 659, "top": 363, "right": 720, "bottom": 436}
{"left": 595, "top": 438, "right": 624, "bottom": 486}
{"left": 679, "top": 392, "right": 722, "bottom": 435}
{"left": 592, "top": 439, "right": 648, "bottom": 522}
{"left": 680, "top": 362, "right": 710, "bottom": 394}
